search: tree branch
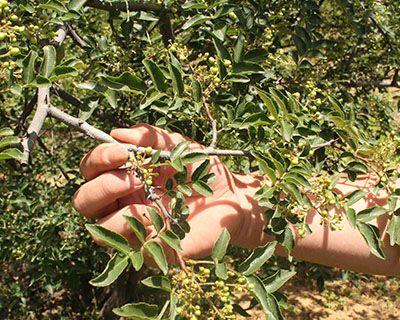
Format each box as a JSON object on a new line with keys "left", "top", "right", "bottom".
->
{"left": 344, "top": 79, "right": 400, "bottom": 89}
{"left": 21, "top": 88, "right": 50, "bottom": 164}
{"left": 66, "top": 25, "right": 89, "bottom": 48}
{"left": 85, "top": 0, "right": 165, "bottom": 13}
{"left": 46, "top": 104, "right": 248, "bottom": 159}
{"left": 21, "top": 27, "right": 68, "bottom": 164}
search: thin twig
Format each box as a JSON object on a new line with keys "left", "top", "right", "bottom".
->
{"left": 67, "top": 25, "right": 89, "bottom": 48}
{"left": 202, "top": 95, "right": 217, "bottom": 148}
{"left": 345, "top": 79, "right": 400, "bottom": 89}
{"left": 86, "top": 0, "right": 165, "bottom": 13}
{"left": 311, "top": 139, "right": 338, "bottom": 149}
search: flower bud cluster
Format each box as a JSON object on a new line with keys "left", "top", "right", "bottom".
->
{"left": 171, "top": 262, "right": 255, "bottom": 319}
{"left": 126, "top": 148, "right": 157, "bottom": 186}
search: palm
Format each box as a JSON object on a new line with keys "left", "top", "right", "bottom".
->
{"left": 74, "top": 124, "right": 250, "bottom": 261}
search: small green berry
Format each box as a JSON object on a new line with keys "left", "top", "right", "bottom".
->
{"left": 9, "top": 46, "right": 20, "bottom": 56}
{"left": 145, "top": 146, "right": 153, "bottom": 155}
{"left": 290, "top": 157, "right": 299, "bottom": 165}
{"left": 228, "top": 11, "right": 237, "bottom": 20}
{"left": 10, "top": 14, "right": 18, "bottom": 22}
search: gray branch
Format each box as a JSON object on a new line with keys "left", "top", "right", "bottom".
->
{"left": 20, "top": 27, "right": 68, "bottom": 164}
{"left": 21, "top": 88, "right": 50, "bottom": 164}
{"left": 46, "top": 104, "right": 248, "bottom": 159}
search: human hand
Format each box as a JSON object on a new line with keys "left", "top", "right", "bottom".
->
{"left": 73, "top": 124, "right": 264, "bottom": 262}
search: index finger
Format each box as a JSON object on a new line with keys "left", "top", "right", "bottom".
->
{"left": 80, "top": 143, "right": 129, "bottom": 180}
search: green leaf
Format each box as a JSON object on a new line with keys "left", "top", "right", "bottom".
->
{"left": 159, "top": 230, "right": 182, "bottom": 252}
{"left": 50, "top": 66, "right": 78, "bottom": 80}
{"left": 211, "top": 228, "right": 230, "bottom": 261}
{"left": 234, "top": 34, "right": 245, "bottom": 63}
{"left": 123, "top": 215, "right": 147, "bottom": 243}
{"left": 129, "top": 250, "right": 144, "bottom": 271}
{"left": 192, "top": 77, "right": 202, "bottom": 103}
{"left": 276, "top": 227, "right": 295, "bottom": 254}
{"left": 148, "top": 208, "right": 164, "bottom": 232}
{"left": 191, "top": 159, "right": 210, "bottom": 181}
{"left": 215, "top": 261, "right": 228, "bottom": 280}
{"left": 170, "top": 141, "right": 190, "bottom": 161}
{"left": 257, "top": 89, "right": 278, "bottom": 118}
{"left": 281, "top": 120, "right": 294, "bottom": 142}
{"left": 181, "top": 151, "right": 207, "bottom": 164}
{"left": 0, "top": 148, "right": 23, "bottom": 161}
{"left": 182, "top": 14, "right": 210, "bottom": 30}
{"left": 344, "top": 206, "right": 357, "bottom": 228}
{"left": 68, "top": 0, "right": 88, "bottom": 11}
{"left": 170, "top": 158, "right": 184, "bottom": 172}
{"left": 23, "top": 51, "right": 38, "bottom": 83}
{"left": 245, "top": 275, "right": 283, "bottom": 320}
{"left": 0, "top": 128, "right": 14, "bottom": 137}
{"left": 177, "top": 184, "right": 192, "bottom": 196}
{"left": 239, "top": 241, "right": 277, "bottom": 276}
{"left": 79, "top": 99, "right": 99, "bottom": 121}
{"left": 113, "top": 302, "right": 158, "bottom": 319}
{"left": 151, "top": 149, "right": 162, "bottom": 163}
{"left": 192, "top": 180, "right": 213, "bottom": 197}
{"left": 356, "top": 222, "right": 385, "bottom": 259}
{"left": 387, "top": 215, "right": 400, "bottom": 246}
{"left": 264, "top": 270, "right": 296, "bottom": 293}
{"left": 0, "top": 136, "right": 20, "bottom": 149}
{"left": 357, "top": 206, "right": 387, "bottom": 223}
{"left": 182, "top": 1, "right": 208, "bottom": 9}
{"left": 85, "top": 224, "right": 131, "bottom": 254}
{"left": 141, "top": 276, "right": 171, "bottom": 292}
{"left": 143, "top": 241, "right": 168, "bottom": 275}
{"left": 41, "top": 45, "right": 57, "bottom": 78}
{"left": 211, "top": 33, "right": 231, "bottom": 60}
{"left": 39, "top": 0, "right": 68, "bottom": 13}
{"left": 292, "top": 34, "right": 307, "bottom": 56}
{"left": 103, "top": 89, "right": 117, "bottom": 109}
{"left": 345, "top": 190, "right": 367, "bottom": 206}
{"left": 168, "top": 63, "right": 184, "bottom": 97}
{"left": 101, "top": 72, "right": 147, "bottom": 91}
{"left": 143, "top": 59, "right": 167, "bottom": 92}
{"left": 89, "top": 253, "right": 129, "bottom": 287}
{"left": 140, "top": 92, "right": 166, "bottom": 110}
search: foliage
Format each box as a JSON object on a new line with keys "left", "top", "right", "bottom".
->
{"left": 0, "top": 0, "right": 399, "bottom": 319}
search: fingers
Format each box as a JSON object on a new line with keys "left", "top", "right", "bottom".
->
{"left": 96, "top": 204, "right": 151, "bottom": 244}
{"left": 80, "top": 143, "right": 129, "bottom": 180}
{"left": 111, "top": 123, "right": 197, "bottom": 150}
{"left": 73, "top": 170, "right": 143, "bottom": 219}
{"left": 96, "top": 204, "right": 177, "bottom": 264}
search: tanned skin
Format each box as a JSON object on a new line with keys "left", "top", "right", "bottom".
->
{"left": 73, "top": 124, "right": 400, "bottom": 276}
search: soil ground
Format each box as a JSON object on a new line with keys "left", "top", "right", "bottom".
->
{"left": 244, "top": 271, "right": 399, "bottom": 319}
